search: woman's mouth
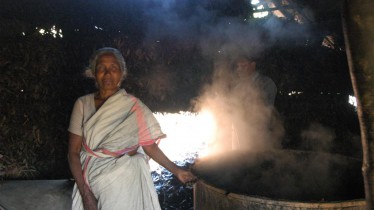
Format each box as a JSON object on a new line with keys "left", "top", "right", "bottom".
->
{"left": 103, "top": 79, "right": 113, "bottom": 85}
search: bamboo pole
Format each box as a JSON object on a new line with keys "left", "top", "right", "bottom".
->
{"left": 342, "top": 0, "right": 374, "bottom": 209}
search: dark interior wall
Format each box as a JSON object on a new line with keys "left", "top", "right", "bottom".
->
{"left": 0, "top": 0, "right": 360, "bottom": 179}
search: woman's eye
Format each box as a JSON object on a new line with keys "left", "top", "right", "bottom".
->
{"left": 110, "top": 65, "right": 120, "bottom": 71}
{"left": 96, "top": 65, "right": 105, "bottom": 72}
{"left": 96, "top": 64, "right": 120, "bottom": 72}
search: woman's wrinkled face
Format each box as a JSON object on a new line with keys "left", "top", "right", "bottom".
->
{"left": 95, "top": 53, "right": 123, "bottom": 91}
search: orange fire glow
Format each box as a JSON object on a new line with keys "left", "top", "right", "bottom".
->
{"left": 149, "top": 110, "right": 218, "bottom": 171}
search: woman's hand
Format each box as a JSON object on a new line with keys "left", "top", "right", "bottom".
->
{"left": 82, "top": 186, "right": 98, "bottom": 210}
{"left": 174, "top": 168, "right": 197, "bottom": 184}
{"left": 142, "top": 143, "right": 197, "bottom": 184}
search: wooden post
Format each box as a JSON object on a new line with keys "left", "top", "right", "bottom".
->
{"left": 342, "top": 0, "right": 374, "bottom": 209}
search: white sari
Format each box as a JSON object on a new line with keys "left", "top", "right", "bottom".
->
{"left": 70, "top": 89, "right": 165, "bottom": 210}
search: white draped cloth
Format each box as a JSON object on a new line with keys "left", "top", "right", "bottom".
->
{"left": 68, "top": 89, "right": 165, "bottom": 210}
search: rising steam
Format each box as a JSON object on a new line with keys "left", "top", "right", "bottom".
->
{"left": 300, "top": 122, "right": 336, "bottom": 152}
{"left": 192, "top": 57, "right": 285, "bottom": 154}
{"left": 128, "top": 0, "right": 316, "bottom": 154}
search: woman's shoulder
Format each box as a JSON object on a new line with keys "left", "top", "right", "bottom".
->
{"left": 119, "top": 90, "right": 150, "bottom": 108}
{"left": 120, "top": 89, "right": 139, "bottom": 101}
{"left": 76, "top": 92, "right": 95, "bottom": 104}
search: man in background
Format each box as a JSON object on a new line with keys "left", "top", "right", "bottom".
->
{"left": 233, "top": 55, "right": 277, "bottom": 106}
{"left": 230, "top": 55, "right": 280, "bottom": 151}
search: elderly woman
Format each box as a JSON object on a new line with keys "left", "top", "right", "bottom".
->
{"left": 68, "top": 47, "right": 196, "bottom": 210}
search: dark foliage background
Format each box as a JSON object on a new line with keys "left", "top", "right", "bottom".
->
{"left": 0, "top": 0, "right": 360, "bottom": 185}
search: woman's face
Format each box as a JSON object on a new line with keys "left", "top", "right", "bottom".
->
{"left": 95, "top": 53, "right": 123, "bottom": 91}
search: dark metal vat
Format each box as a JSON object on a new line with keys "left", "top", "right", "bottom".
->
{"left": 192, "top": 149, "right": 366, "bottom": 209}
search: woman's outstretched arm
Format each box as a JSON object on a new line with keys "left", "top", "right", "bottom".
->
{"left": 143, "top": 143, "right": 197, "bottom": 184}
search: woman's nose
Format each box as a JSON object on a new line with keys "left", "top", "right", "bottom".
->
{"left": 103, "top": 68, "right": 111, "bottom": 75}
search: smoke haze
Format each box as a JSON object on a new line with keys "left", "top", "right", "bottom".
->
{"left": 134, "top": 0, "right": 312, "bottom": 56}
{"left": 118, "top": 0, "right": 316, "bottom": 153}
{"left": 129, "top": 0, "right": 363, "bottom": 201}
{"left": 300, "top": 122, "right": 336, "bottom": 152}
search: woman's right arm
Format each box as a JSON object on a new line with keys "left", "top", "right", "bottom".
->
{"left": 68, "top": 132, "right": 98, "bottom": 210}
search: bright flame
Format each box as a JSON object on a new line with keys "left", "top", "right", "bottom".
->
{"left": 149, "top": 111, "right": 217, "bottom": 171}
